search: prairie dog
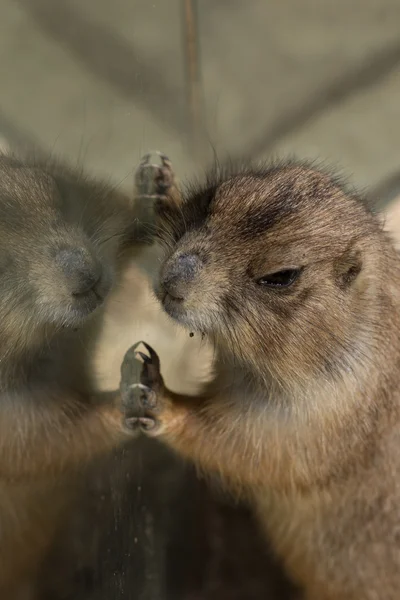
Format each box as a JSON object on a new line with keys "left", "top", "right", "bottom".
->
{"left": 123, "top": 160, "right": 400, "bottom": 599}
{"left": 0, "top": 152, "right": 151, "bottom": 598}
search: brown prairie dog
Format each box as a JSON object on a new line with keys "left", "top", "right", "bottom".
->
{"left": 123, "top": 159, "right": 400, "bottom": 600}
{"left": 0, "top": 152, "right": 156, "bottom": 598}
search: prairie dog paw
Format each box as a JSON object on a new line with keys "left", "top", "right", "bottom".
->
{"left": 120, "top": 341, "right": 165, "bottom": 435}
{"left": 134, "top": 152, "right": 175, "bottom": 201}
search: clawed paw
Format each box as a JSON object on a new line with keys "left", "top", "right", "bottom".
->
{"left": 120, "top": 341, "right": 165, "bottom": 435}
{"left": 134, "top": 152, "right": 175, "bottom": 202}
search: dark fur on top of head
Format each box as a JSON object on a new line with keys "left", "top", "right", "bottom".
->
{"left": 155, "top": 158, "right": 396, "bottom": 390}
{"left": 154, "top": 157, "right": 378, "bottom": 244}
{"left": 0, "top": 152, "right": 138, "bottom": 375}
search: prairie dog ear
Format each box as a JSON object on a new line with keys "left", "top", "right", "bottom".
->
{"left": 334, "top": 245, "right": 363, "bottom": 289}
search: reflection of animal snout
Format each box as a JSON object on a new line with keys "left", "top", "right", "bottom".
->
{"left": 55, "top": 247, "right": 102, "bottom": 297}
{"left": 161, "top": 253, "right": 203, "bottom": 300}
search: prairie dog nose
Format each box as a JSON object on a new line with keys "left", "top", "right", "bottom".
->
{"left": 161, "top": 253, "right": 203, "bottom": 299}
{"left": 55, "top": 248, "right": 102, "bottom": 296}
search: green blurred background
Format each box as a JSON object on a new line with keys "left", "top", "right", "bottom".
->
{"left": 2, "top": 0, "right": 400, "bottom": 204}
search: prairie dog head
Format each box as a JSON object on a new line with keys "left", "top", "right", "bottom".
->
{"left": 154, "top": 162, "right": 389, "bottom": 386}
{"left": 0, "top": 154, "right": 137, "bottom": 358}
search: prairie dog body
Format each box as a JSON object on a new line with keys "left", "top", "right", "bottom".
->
{"left": 0, "top": 153, "right": 150, "bottom": 598}
{"left": 124, "top": 160, "right": 400, "bottom": 599}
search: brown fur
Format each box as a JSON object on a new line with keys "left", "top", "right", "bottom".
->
{"left": 130, "top": 160, "right": 400, "bottom": 599}
{"left": 0, "top": 153, "right": 149, "bottom": 598}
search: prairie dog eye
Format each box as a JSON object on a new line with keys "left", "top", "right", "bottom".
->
{"left": 256, "top": 268, "right": 301, "bottom": 288}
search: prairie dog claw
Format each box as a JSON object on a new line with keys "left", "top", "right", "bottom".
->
{"left": 134, "top": 152, "right": 175, "bottom": 200}
{"left": 119, "top": 341, "right": 165, "bottom": 435}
